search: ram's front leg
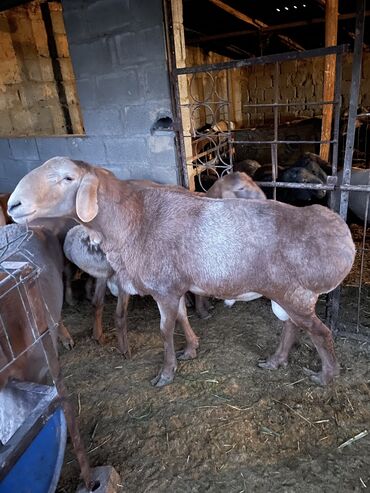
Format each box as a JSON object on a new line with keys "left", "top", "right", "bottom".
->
{"left": 151, "top": 296, "right": 180, "bottom": 387}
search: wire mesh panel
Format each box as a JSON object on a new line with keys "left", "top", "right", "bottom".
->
{"left": 0, "top": 231, "right": 56, "bottom": 388}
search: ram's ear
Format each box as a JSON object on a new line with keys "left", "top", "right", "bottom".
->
{"left": 76, "top": 173, "right": 99, "bottom": 222}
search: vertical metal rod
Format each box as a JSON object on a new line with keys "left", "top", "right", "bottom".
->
{"left": 225, "top": 69, "right": 234, "bottom": 169}
{"left": 325, "top": 53, "right": 343, "bottom": 327}
{"left": 330, "top": 53, "right": 343, "bottom": 195}
{"left": 356, "top": 181, "right": 370, "bottom": 331}
{"left": 271, "top": 62, "right": 280, "bottom": 201}
{"left": 163, "top": 0, "right": 189, "bottom": 188}
{"left": 339, "top": 0, "right": 365, "bottom": 220}
{"left": 329, "top": 0, "right": 366, "bottom": 333}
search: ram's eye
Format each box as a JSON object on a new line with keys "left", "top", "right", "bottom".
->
{"left": 64, "top": 176, "right": 74, "bottom": 182}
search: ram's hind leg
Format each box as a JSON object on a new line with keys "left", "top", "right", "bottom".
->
{"left": 299, "top": 314, "right": 339, "bottom": 385}
{"left": 176, "top": 295, "right": 199, "bottom": 360}
{"left": 258, "top": 319, "right": 298, "bottom": 370}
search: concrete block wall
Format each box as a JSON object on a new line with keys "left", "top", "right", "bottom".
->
{"left": 0, "top": 0, "right": 179, "bottom": 192}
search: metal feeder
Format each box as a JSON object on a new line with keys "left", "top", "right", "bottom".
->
{"left": 0, "top": 228, "right": 121, "bottom": 493}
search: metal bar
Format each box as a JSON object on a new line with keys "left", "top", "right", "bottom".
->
{"left": 339, "top": 0, "right": 365, "bottom": 220}
{"left": 271, "top": 62, "right": 280, "bottom": 201}
{"left": 255, "top": 181, "right": 336, "bottom": 190}
{"left": 242, "top": 100, "right": 338, "bottom": 107}
{"left": 331, "top": 54, "right": 343, "bottom": 185}
{"left": 255, "top": 182, "right": 370, "bottom": 192}
{"left": 231, "top": 139, "right": 336, "bottom": 144}
{"left": 339, "top": 184, "right": 370, "bottom": 191}
{"left": 356, "top": 191, "right": 370, "bottom": 331}
{"left": 330, "top": 0, "right": 366, "bottom": 334}
{"left": 163, "top": 0, "right": 189, "bottom": 188}
{"left": 175, "top": 45, "right": 349, "bottom": 75}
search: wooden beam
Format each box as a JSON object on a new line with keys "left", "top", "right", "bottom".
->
{"left": 209, "top": 0, "right": 305, "bottom": 51}
{"left": 186, "top": 11, "right": 370, "bottom": 44}
{"left": 320, "top": 0, "right": 338, "bottom": 162}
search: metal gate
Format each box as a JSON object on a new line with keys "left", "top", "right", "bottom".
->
{"left": 164, "top": 0, "right": 370, "bottom": 340}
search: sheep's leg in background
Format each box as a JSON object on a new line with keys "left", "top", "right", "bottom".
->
{"left": 258, "top": 319, "right": 299, "bottom": 370}
{"left": 63, "top": 261, "right": 75, "bottom": 306}
{"left": 92, "top": 277, "right": 107, "bottom": 345}
{"left": 176, "top": 295, "right": 199, "bottom": 360}
{"left": 85, "top": 275, "right": 94, "bottom": 301}
{"left": 195, "top": 294, "right": 213, "bottom": 319}
{"left": 151, "top": 296, "right": 180, "bottom": 387}
{"left": 57, "top": 320, "right": 75, "bottom": 350}
{"left": 115, "top": 291, "right": 131, "bottom": 358}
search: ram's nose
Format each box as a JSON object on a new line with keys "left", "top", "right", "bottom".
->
{"left": 7, "top": 198, "right": 22, "bottom": 216}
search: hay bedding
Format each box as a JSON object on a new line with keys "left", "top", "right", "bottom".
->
{"left": 57, "top": 285, "right": 370, "bottom": 492}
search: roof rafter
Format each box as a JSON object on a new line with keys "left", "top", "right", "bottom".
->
{"left": 186, "top": 11, "right": 370, "bottom": 45}
{"left": 209, "top": 0, "right": 305, "bottom": 52}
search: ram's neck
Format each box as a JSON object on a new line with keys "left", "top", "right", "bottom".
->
{"left": 86, "top": 179, "right": 144, "bottom": 251}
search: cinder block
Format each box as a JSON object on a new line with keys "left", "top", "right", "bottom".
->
{"left": 9, "top": 138, "right": 39, "bottom": 160}
{"left": 131, "top": 0, "right": 163, "bottom": 28}
{"left": 115, "top": 32, "right": 145, "bottom": 65}
{"left": 246, "top": 74, "right": 257, "bottom": 90}
{"left": 70, "top": 39, "right": 113, "bottom": 78}
{"left": 257, "top": 75, "right": 273, "bottom": 90}
{"left": 263, "top": 87, "right": 275, "bottom": 103}
{"left": 62, "top": 10, "right": 89, "bottom": 43}
{"left": 148, "top": 164, "right": 180, "bottom": 185}
{"left": 0, "top": 139, "right": 12, "bottom": 159}
{"left": 36, "top": 137, "right": 70, "bottom": 161}
{"left": 0, "top": 159, "right": 31, "bottom": 192}
{"left": 147, "top": 135, "right": 176, "bottom": 166}
{"left": 280, "top": 60, "right": 298, "bottom": 75}
{"left": 66, "top": 137, "right": 107, "bottom": 163}
{"left": 141, "top": 26, "right": 166, "bottom": 62}
{"left": 104, "top": 137, "right": 148, "bottom": 165}
{"left": 143, "top": 63, "right": 170, "bottom": 100}
{"left": 104, "top": 163, "right": 133, "bottom": 180}
{"left": 83, "top": 109, "right": 123, "bottom": 136}
{"left": 123, "top": 103, "right": 171, "bottom": 136}
{"left": 75, "top": 78, "right": 98, "bottom": 110}
{"left": 86, "top": 0, "right": 130, "bottom": 36}
{"left": 96, "top": 70, "right": 143, "bottom": 106}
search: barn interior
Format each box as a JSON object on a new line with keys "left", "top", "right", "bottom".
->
{"left": 0, "top": 1, "right": 369, "bottom": 492}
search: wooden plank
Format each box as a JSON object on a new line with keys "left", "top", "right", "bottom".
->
{"left": 320, "top": 0, "right": 338, "bottom": 161}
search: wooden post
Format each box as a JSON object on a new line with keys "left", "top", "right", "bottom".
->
{"left": 320, "top": 0, "right": 338, "bottom": 162}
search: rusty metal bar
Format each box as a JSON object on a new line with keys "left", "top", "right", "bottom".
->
{"left": 175, "top": 44, "right": 349, "bottom": 75}
{"left": 243, "top": 100, "right": 337, "bottom": 107}
{"left": 256, "top": 182, "right": 370, "bottom": 192}
{"left": 232, "top": 139, "right": 336, "bottom": 144}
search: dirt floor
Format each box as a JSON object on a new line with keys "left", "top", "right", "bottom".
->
{"left": 56, "top": 280, "right": 370, "bottom": 492}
